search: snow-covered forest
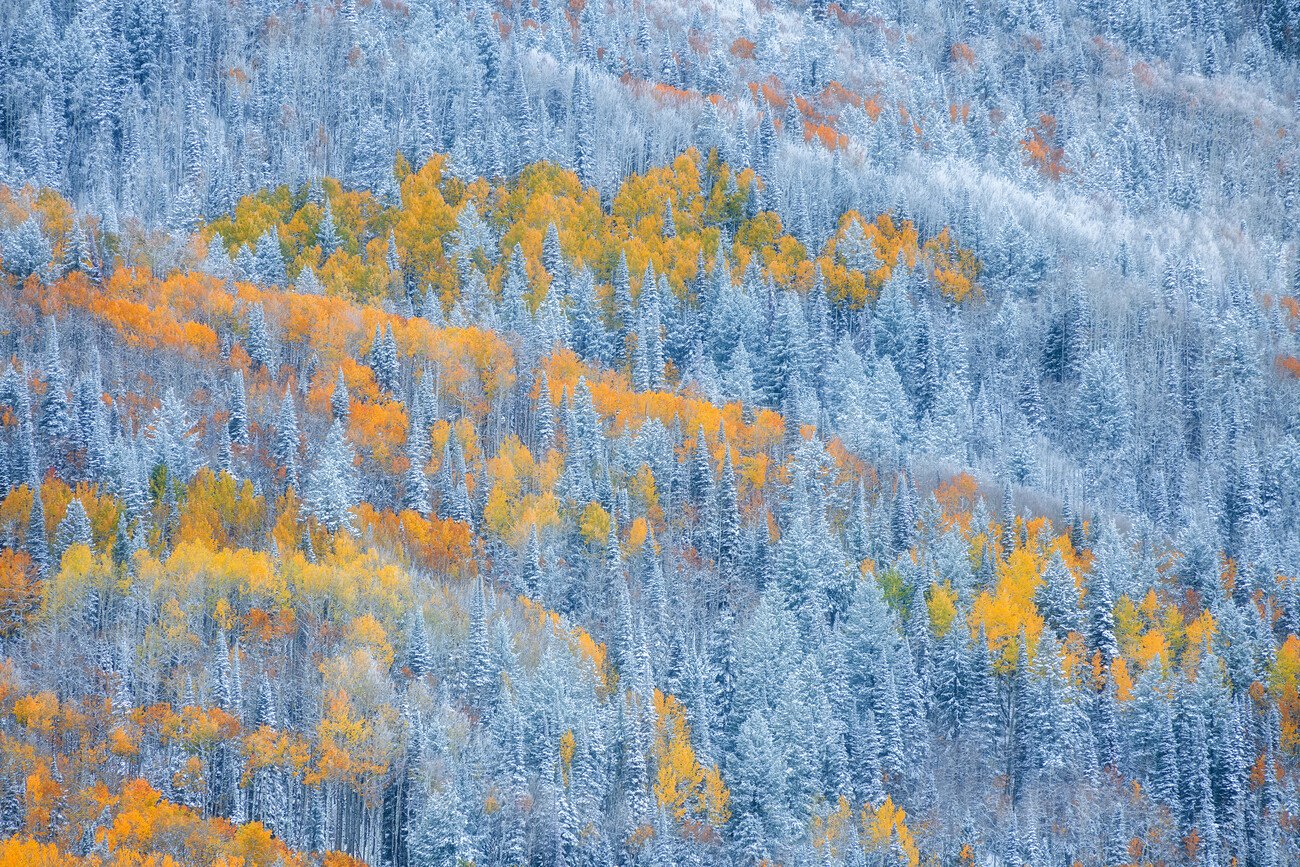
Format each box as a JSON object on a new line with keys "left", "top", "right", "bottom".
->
{"left": 0, "top": 0, "right": 1298, "bottom": 864}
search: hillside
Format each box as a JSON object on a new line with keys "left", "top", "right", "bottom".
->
{"left": 0, "top": 1, "right": 1298, "bottom": 865}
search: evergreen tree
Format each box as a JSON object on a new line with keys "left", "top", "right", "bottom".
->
{"left": 730, "top": 710, "right": 794, "bottom": 862}
{"left": 402, "top": 421, "right": 433, "bottom": 517}
{"left": 466, "top": 578, "right": 494, "bottom": 709}
{"left": 331, "top": 368, "right": 350, "bottom": 422}
{"left": 1035, "top": 550, "right": 1081, "bottom": 638}
{"left": 1, "top": 217, "right": 53, "bottom": 279}
{"left": 253, "top": 228, "right": 287, "bottom": 287}
{"left": 501, "top": 244, "right": 533, "bottom": 334}
{"left": 1077, "top": 348, "right": 1131, "bottom": 464}
{"left": 370, "top": 324, "right": 401, "bottom": 396}
{"left": 317, "top": 198, "right": 342, "bottom": 258}
{"left": 26, "top": 480, "right": 50, "bottom": 577}
{"left": 54, "top": 497, "right": 93, "bottom": 560}
{"left": 717, "top": 445, "right": 742, "bottom": 587}
{"left": 227, "top": 371, "right": 249, "bottom": 446}
{"left": 405, "top": 608, "right": 432, "bottom": 677}
{"left": 149, "top": 389, "right": 198, "bottom": 486}
{"left": 534, "top": 370, "right": 554, "bottom": 451}
{"left": 245, "top": 303, "right": 275, "bottom": 372}
{"left": 39, "top": 319, "right": 71, "bottom": 449}
{"left": 306, "top": 420, "right": 358, "bottom": 535}
{"left": 272, "top": 387, "right": 300, "bottom": 493}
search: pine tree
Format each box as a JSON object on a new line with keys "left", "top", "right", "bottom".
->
{"left": 717, "top": 445, "right": 742, "bottom": 587}
{"left": 534, "top": 370, "right": 554, "bottom": 451}
{"left": 873, "top": 271, "right": 916, "bottom": 369}
{"left": 218, "top": 423, "right": 235, "bottom": 476}
{"left": 212, "top": 631, "right": 233, "bottom": 710}
{"left": 730, "top": 710, "right": 794, "bottom": 862}
{"left": 255, "top": 677, "right": 278, "bottom": 729}
{"left": 330, "top": 368, "right": 350, "bottom": 422}
{"left": 227, "top": 371, "right": 249, "bottom": 446}
{"left": 400, "top": 452, "right": 431, "bottom": 519}
{"left": 253, "top": 227, "right": 287, "bottom": 286}
{"left": 410, "top": 783, "right": 475, "bottom": 866}
{"left": 1, "top": 217, "right": 53, "bottom": 279}
{"left": 542, "top": 222, "right": 566, "bottom": 291}
{"left": 501, "top": 244, "right": 533, "bottom": 333}
{"left": 568, "top": 267, "right": 609, "bottom": 364}
{"left": 245, "top": 303, "right": 275, "bottom": 372}
{"left": 612, "top": 251, "right": 633, "bottom": 366}
{"left": 370, "top": 324, "right": 401, "bottom": 396}
{"left": 1035, "top": 550, "right": 1081, "bottom": 638}
{"left": 54, "top": 497, "right": 93, "bottom": 560}
{"left": 467, "top": 578, "right": 494, "bottom": 709}
{"left": 1041, "top": 287, "right": 1088, "bottom": 382}
{"left": 759, "top": 291, "right": 806, "bottom": 408}
{"left": 931, "top": 623, "right": 968, "bottom": 740}
{"left": 386, "top": 230, "right": 406, "bottom": 303}
{"left": 521, "top": 524, "right": 543, "bottom": 597}
{"left": 149, "top": 389, "right": 198, "bottom": 486}
{"left": 25, "top": 480, "right": 49, "bottom": 577}
{"left": 1085, "top": 560, "right": 1120, "bottom": 663}
{"left": 234, "top": 245, "right": 257, "bottom": 282}
{"left": 74, "top": 356, "right": 110, "bottom": 482}
{"left": 1077, "top": 348, "right": 1131, "bottom": 463}
{"left": 204, "top": 236, "right": 234, "bottom": 281}
{"left": 405, "top": 608, "right": 432, "bottom": 677}
{"left": 39, "top": 319, "right": 71, "bottom": 449}
{"left": 272, "top": 387, "right": 300, "bottom": 493}
{"left": 306, "top": 419, "right": 358, "bottom": 535}
{"left": 317, "top": 198, "right": 342, "bottom": 258}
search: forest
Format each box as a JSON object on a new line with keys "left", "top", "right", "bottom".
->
{"left": 0, "top": 0, "right": 1298, "bottom": 864}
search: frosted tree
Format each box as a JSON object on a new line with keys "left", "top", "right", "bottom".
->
{"left": 227, "top": 371, "right": 249, "bottom": 446}
{"left": 306, "top": 419, "right": 358, "bottom": 535}
{"left": 330, "top": 368, "right": 351, "bottom": 422}
{"left": 54, "top": 497, "right": 93, "bottom": 560}
{"left": 272, "top": 387, "right": 301, "bottom": 493}
{"left": 370, "top": 324, "right": 401, "bottom": 396}
{"left": 39, "top": 319, "right": 71, "bottom": 449}
{"left": 245, "top": 303, "right": 275, "bottom": 372}
{"left": 0, "top": 217, "right": 52, "bottom": 279}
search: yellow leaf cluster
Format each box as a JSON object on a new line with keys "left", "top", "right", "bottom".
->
{"left": 970, "top": 545, "right": 1045, "bottom": 670}
{"left": 651, "top": 689, "right": 730, "bottom": 828}
{"left": 860, "top": 796, "right": 920, "bottom": 867}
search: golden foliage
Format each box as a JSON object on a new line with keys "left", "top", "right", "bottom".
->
{"left": 652, "top": 690, "right": 730, "bottom": 829}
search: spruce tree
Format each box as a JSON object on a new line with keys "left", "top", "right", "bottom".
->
{"left": 245, "top": 303, "right": 275, "bottom": 372}
{"left": 370, "top": 324, "right": 400, "bottom": 396}
{"left": 405, "top": 608, "right": 432, "bottom": 677}
{"left": 317, "top": 198, "right": 342, "bottom": 258}
{"left": 54, "top": 497, "right": 93, "bottom": 560}
{"left": 305, "top": 420, "right": 358, "bottom": 535}
{"left": 26, "top": 482, "right": 50, "bottom": 577}
{"left": 272, "top": 387, "right": 300, "bottom": 493}
{"left": 39, "top": 319, "right": 71, "bottom": 448}
{"left": 330, "top": 368, "right": 350, "bottom": 422}
{"left": 227, "top": 371, "right": 249, "bottom": 446}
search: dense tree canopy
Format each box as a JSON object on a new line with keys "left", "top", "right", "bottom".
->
{"left": 0, "top": 0, "right": 1298, "bottom": 865}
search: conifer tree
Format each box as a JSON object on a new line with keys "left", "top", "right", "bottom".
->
{"left": 54, "top": 497, "right": 93, "bottom": 560}
{"left": 370, "top": 324, "right": 401, "bottom": 396}
{"left": 245, "top": 303, "right": 275, "bottom": 372}
{"left": 405, "top": 608, "right": 432, "bottom": 677}
{"left": 26, "top": 480, "right": 49, "bottom": 577}
{"left": 306, "top": 419, "right": 358, "bottom": 535}
{"left": 330, "top": 368, "right": 350, "bottom": 422}
{"left": 1035, "top": 550, "right": 1081, "bottom": 638}
{"left": 272, "top": 387, "right": 300, "bottom": 493}
{"left": 317, "top": 198, "right": 342, "bottom": 258}
{"left": 39, "top": 319, "right": 71, "bottom": 450}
